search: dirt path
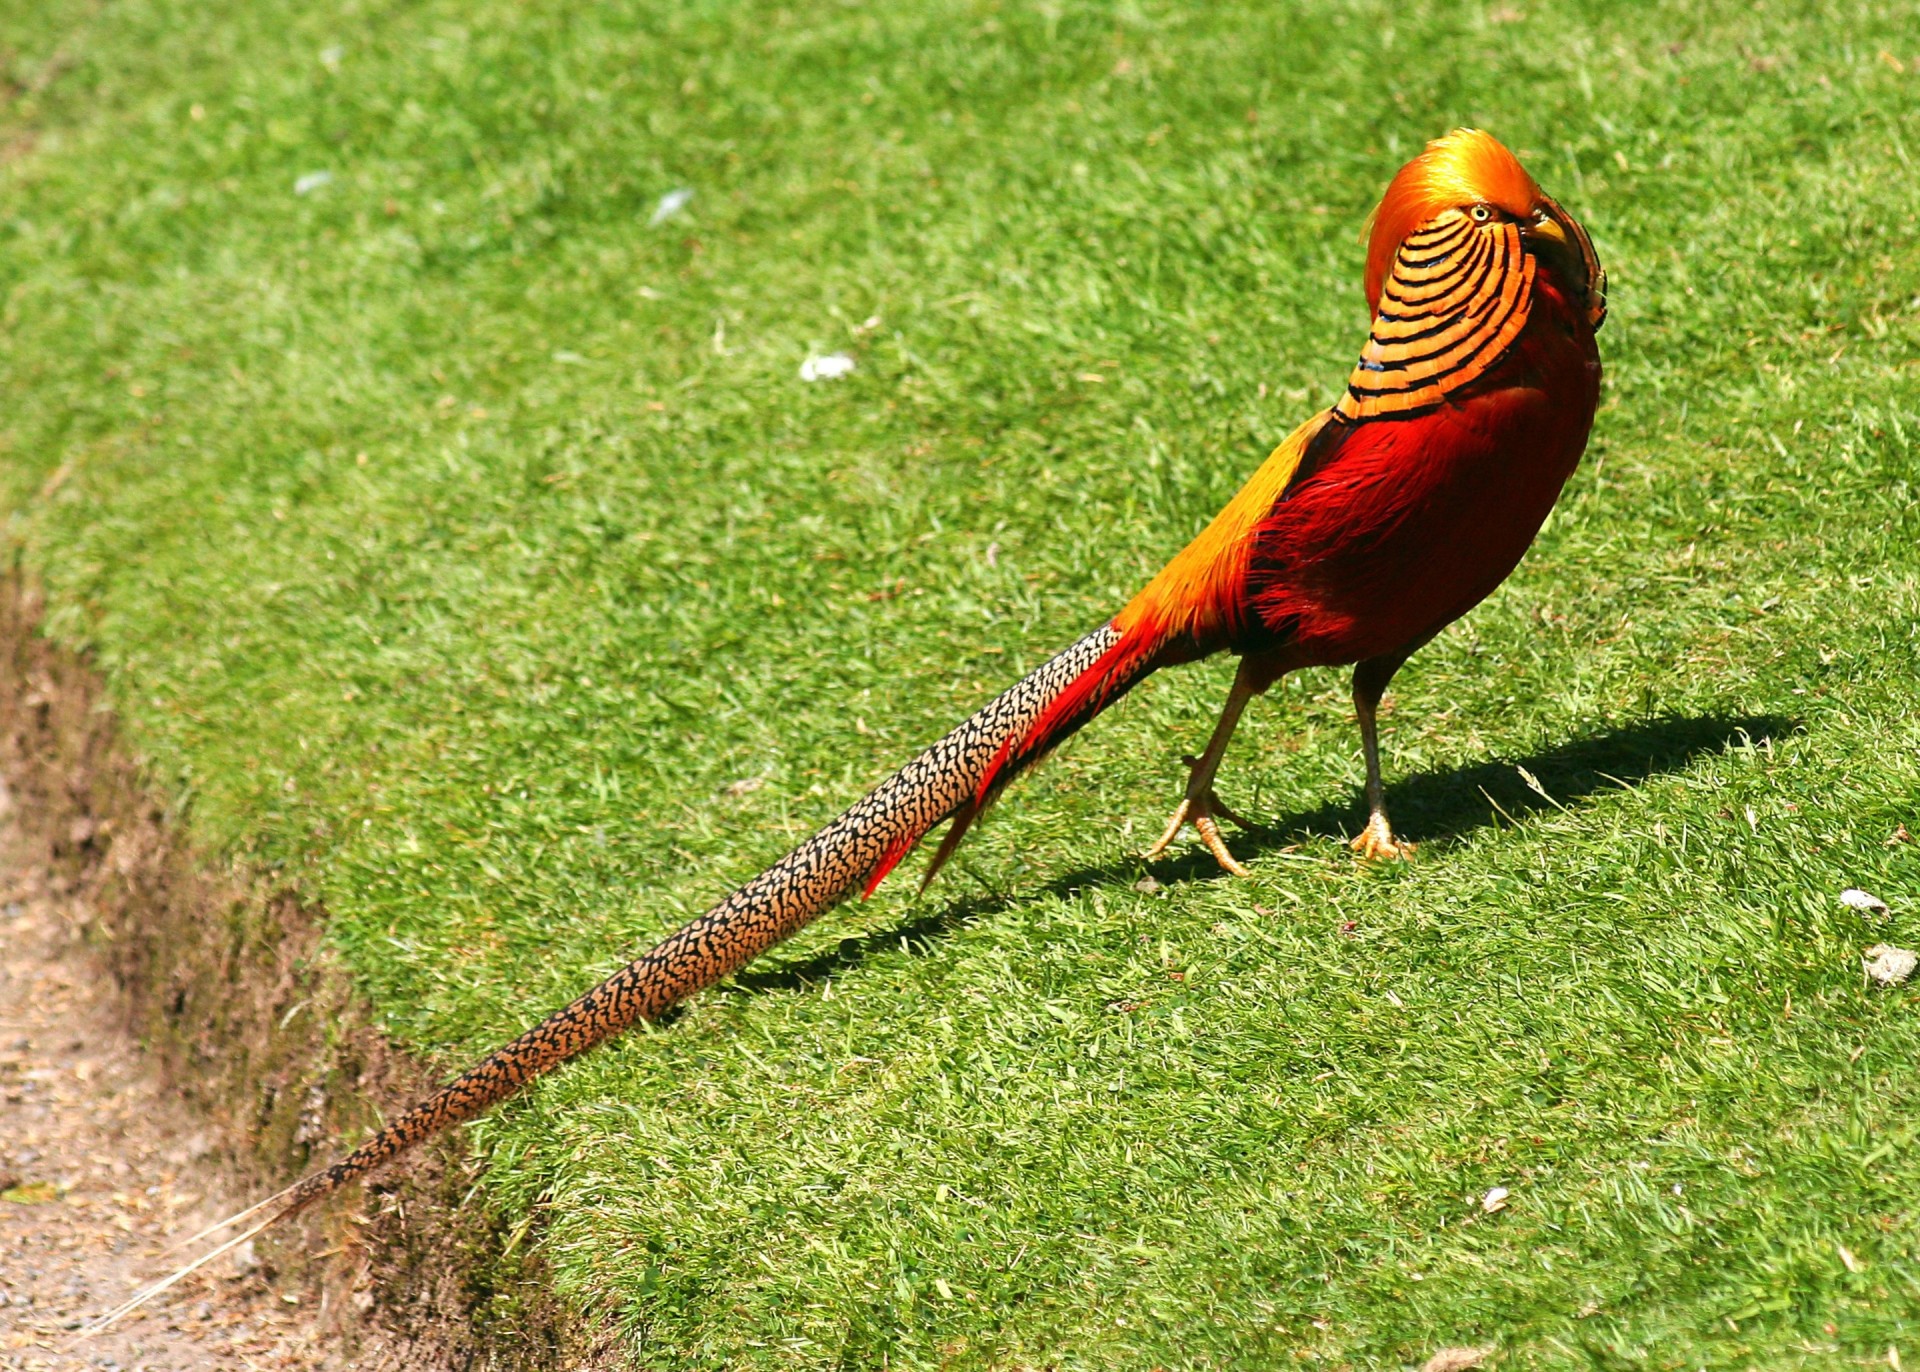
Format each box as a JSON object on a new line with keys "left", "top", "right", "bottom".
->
{"left": 0, "top": 782, "right": 346, "bottom": 1371}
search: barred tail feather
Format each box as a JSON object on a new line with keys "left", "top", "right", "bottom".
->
{"left": 325, "top": 622, "right": 1136, "bottom": 1174}
{"left": 858, "top": 623, "right": 1152, "bottom": 893}
{"left": 91, "top": 624, "right": 1142, "bottom": 1330}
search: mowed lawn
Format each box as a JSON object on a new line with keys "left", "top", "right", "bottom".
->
{"left": 5, "top": 0, "right": 1920, "bottom": 1365}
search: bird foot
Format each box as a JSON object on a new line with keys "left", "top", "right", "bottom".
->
{"left": 1350, "top": 813, "right": 1415, "bottom": 862}
{"left": 1144, "top": 782, "right": 1254, "bottom": 878}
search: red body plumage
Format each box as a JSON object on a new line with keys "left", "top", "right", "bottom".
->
{"left": 1240, "top": 267, "right": 1602, "bottom": 681}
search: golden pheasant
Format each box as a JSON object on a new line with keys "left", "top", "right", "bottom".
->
{"left": 97, "top": 128, "right": 1604, "bottom": 1323}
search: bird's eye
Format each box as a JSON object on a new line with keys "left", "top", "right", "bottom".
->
{"left": 1469, "top": 204, "right": 1492, "bottom": 223}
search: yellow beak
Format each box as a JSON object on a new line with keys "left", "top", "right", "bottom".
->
{"left": 1523, "top": 198, "right": 1607, "bottom": 331}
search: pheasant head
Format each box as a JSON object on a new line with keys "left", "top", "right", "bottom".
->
{"left": 1364, "top": 128, "right": 1606, "bottom": 332}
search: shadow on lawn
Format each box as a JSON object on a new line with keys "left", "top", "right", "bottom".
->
{"left": 731, "top": 711, "right": 1794, "bottom": 995}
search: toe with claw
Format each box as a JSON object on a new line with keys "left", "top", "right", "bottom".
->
{"left": 1349, "top": 812, "right": 1415, "bottom": 862}
{"left": 1144, "top": 757, "right": 1256, "bottom": 877}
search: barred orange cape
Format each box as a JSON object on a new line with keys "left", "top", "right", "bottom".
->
{"left": 1335, "top": 207, "right": 1537, "bottom": 420}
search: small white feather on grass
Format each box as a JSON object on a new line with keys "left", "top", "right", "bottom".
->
{"left": 1863, "top": 944, "right": 1916, "bottom": 987}
{"left": 799, "top": 353, "right": 855, "bottom": 382}
{"left": 649, "top": 187, "right": 694, "bottom": 225}
{"left": 1841, "top": 887, "right": 1891, "bottom": 916}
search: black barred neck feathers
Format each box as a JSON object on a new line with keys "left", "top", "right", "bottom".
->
{"left": 1335, "top": 207, "right": 1537, "bottom": 422}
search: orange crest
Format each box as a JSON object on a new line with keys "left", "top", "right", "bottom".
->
{"left": 1364, "top": 130, "right": 1543, "bottom": 313}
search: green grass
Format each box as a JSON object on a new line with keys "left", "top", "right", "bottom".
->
{"left": 5, "top": 0, "right": 1920, "bottom": 1365}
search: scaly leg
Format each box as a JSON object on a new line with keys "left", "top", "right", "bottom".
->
{"left": 1145, "top": 660, "right": 1261, "bottom": 877}
{"left": 1349, "top": 651, "right": 1416, "bottom": 861}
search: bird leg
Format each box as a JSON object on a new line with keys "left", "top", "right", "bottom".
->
{"left": 1144, "top": 663, "right": 1260, "bottom": 877}
{"left": 1349, "top": 653, "right": 1415, "bottom": 861}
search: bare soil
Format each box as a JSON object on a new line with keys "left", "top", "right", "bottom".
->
{"left": 0, "top": 581, "right": 593, "bottom": 1369}
{"left": 0, "top": 775, "right": 344, "bottom": 1369}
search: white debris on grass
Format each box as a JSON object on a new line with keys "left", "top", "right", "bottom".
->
{"left": 1420, "top": 1348, "right": 1494, "bottom": 1372}
{"left": 1841, "top": 888, "right": 1891, "bottom": 916}
{"left": 293, "top": 170, "right": 334, "bottom": 196}
{"left": 649, "top": 187, "right": 694, "bottom": 225}
{"left": 799, "top": 353, "right": 856, "bottom": 382}
{"left": 1480, "top": 1186, "right": 1509, "bottom": 1214}
{"left": 1863, "top": 944, "right": 1916, "bottom": 988}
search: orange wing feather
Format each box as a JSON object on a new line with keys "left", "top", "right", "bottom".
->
{"left": 1111, "top": 410, "right": 1331, "bottom": 648}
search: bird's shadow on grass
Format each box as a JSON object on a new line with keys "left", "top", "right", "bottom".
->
{"left": 729, "top": 712, "right": 1795, "bottom": 996}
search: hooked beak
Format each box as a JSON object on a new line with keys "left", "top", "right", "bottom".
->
{"left": 1523, "top": 196, "right": 1607, "bottom": 331}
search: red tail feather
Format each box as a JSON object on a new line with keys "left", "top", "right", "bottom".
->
{"left": 862, "top": 832, "right": 920, "bottom": 898}
{"left": 972, "top": 633, "right": 1149, "bottom": 806}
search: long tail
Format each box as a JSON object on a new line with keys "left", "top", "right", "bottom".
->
{"left": 92, "top": 619, "right": 1170, "bottom": 1329}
